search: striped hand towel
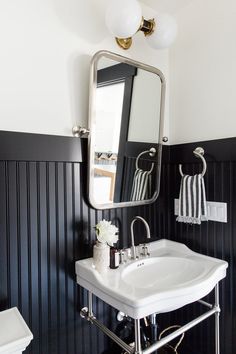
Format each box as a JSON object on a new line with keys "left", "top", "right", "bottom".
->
{"left": 130, "top": 168, "right": 152, "bottom": 201}
{"left": 176, "top": 174, "right": 208, "bottom": 224}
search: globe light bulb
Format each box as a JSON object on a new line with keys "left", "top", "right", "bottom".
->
{"left": 105, "top": 0, "right": 142, "bottom": 39}
{"left": 146, "top": 13, "right": 178, "bottom": 49}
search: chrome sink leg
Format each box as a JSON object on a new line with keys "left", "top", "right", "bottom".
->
{"left": 215, "top": 283, "right": 220, "bottom": 354}
{"left": 134, "top": 319, "right": 142, "bottom": 354}
{"left": 88, "top": 291, "right": 94, "bottom": 317}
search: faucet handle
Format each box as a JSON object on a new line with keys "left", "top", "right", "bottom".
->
{"left": 131, "top": 245, "right": 139, "bottom": 260}
{"left": 120, "top": 249, "right": 128, "bottom": 264}
{"left": 139, "top": 243, "right": 150, "bottom": 257}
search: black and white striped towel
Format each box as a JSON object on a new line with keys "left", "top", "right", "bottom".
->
{"left": 130, "top": 169, "right": 152, "bottom": 201}
{"left": 176, "top": 174, "right": 208, "bottom": 224}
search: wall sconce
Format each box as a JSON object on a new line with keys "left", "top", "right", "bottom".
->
{"left": 106, "top": 0, "right": 178, "bottom": 50}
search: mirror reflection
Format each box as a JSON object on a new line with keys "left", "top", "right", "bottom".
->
{"left": 89, "top": 51, "right": 165, "bottom": 209}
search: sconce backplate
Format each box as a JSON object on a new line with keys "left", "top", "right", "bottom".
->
{"left": 115, "top": 37, "right": 132, "bottom": 50}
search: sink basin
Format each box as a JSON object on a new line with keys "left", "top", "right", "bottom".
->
{"left": 75, "top": 239, "right": 228, "bottom": 319}
{"left": 122, "top": 257, "right": 204, "bottom": 290}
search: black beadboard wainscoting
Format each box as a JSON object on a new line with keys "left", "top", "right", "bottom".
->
{"left": 163, "top": 138, "right": 236, "bottom": 354}
{"left": 0, "top": 131, "right": 167, "bottom": 354}
{"left": 0, "top": 131, "right": 235, "bottom": 354}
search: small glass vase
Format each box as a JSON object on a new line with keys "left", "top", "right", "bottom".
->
{"left": 93, "top": 241, "right": 110, "bottom": 273}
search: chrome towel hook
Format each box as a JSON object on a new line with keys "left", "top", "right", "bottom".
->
{"left": 179, "top": 147, "right": 207, "bottom": 177}
{"left": 135, "top": 147, "right": 156, "bottom": 173}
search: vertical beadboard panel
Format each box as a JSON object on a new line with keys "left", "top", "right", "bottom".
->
{"left": 0, "top": 160, "right": 113, "bottom": 354}
{"left": 0, "top": 162, "right": 8, "bottom": 309}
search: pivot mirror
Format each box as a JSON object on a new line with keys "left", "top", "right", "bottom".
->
{"left": 88, "top": 50, "right": 166, "bottom": 209}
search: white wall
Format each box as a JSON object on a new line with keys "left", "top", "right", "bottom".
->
{"left": 169, "top": 0, "right": 236, "bottom": 144}
{"left": 0, "top": 0, "right": 169, "bottom": 137}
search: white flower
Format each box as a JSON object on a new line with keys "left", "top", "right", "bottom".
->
{"left": 95, "top": 219, "right": 119, "bottom": 246}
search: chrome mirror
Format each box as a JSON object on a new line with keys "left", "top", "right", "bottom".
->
{"left": 87, "top": 50, "right": 165, "bottom": 209}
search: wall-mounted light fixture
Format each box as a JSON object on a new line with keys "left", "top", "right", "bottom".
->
{"left": 106, "top": 0, "right": 177, "bottom": 50}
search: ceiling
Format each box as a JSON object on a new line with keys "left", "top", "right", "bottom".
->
{"left": 141, "top": 0, "right": 194, "bottom": 14}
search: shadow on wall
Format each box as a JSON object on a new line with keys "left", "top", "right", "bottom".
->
{"left": 53, "top": 0, "right": 108, "bottom": 44}
{"left": 68, "top": 54, "right": 91, "bottom": 128}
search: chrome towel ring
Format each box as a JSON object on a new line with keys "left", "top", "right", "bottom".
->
{"left": 179, "top": 147, "right": 207, "bottom": 177}
{"left": 135, "top": 147, "right": 156, "bottom": 173}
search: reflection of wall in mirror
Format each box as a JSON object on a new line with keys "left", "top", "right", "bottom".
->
{"left": 94, "top": 166, "right": 116, "bottom": 203}
{"left": 97, "top": 57, "right": 117, "bottom": 70}
{"left": 128, "top": 69, "right": 161, "bottom": 143}
{"left": 95, "top": 82, "right": 124, "bottom": 153}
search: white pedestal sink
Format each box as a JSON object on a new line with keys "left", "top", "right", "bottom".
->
{"left": 76, "top": 239, "right": 228, "bottom": 319}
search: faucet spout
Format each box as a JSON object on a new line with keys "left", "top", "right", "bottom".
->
{"left": 130, "top": 216, "right": 151, "bottom": 259}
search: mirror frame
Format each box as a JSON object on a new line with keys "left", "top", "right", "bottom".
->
{"left": 88, "top": 50, "right": 166, "bottom": 209}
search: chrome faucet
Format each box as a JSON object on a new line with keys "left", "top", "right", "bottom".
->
{"left": 130, "top": 216, "right": 151, "bottom": 259}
